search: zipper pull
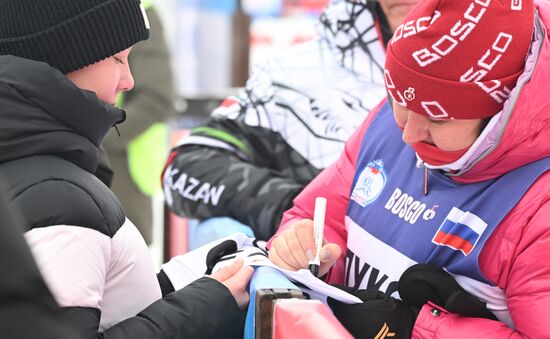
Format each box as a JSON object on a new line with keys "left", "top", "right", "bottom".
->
{"left": 113, "top": 108, "right": 126, "bottom": 137}
{"left": 423, "top": 166, "right": 428, "bottom": 195}
{"left": 114, "top": 124, "right": 121, "bottom": 137}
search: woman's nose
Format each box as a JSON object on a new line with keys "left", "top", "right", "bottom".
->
{"left": 401, "top": 111, "right": 430, "bottom": 145}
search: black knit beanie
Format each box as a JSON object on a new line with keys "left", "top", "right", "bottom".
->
{"left": 0, "top": 0, "right": 150, "bottom": 74}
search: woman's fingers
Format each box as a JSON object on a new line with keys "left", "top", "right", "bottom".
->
{"left": 269, "top": 219, "right": 342, "bottom": 276}
{"left": 319, "top": 243, "right": 342, "bottom": 277}
{"left": 269, "top": 235, "right": 302, "bottom": 269}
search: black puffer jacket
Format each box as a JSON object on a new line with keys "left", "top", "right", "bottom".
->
{"left": 0, "top": 55, "right": 243, "bottom": 339}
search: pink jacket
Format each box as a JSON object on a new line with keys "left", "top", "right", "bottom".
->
{"left": 273, "top": 1, "right": 550, "bottom": 337}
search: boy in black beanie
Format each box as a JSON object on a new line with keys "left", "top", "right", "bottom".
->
{"left": 0, "top": 0, "right": 253, "bottom": 338}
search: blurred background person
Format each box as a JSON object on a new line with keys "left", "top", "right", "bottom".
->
{"left": 162, "top": 0, "right": 419, "bottom": 245}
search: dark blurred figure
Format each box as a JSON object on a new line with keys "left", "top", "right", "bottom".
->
{"left": 0, "top": 178, "right": 79, "bottom": 339}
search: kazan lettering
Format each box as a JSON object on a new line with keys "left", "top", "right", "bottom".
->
{"left": 164, "top": 166, "right": 225, "bottom": 206}
{"left": 413, "top": 0, "right": 491, "bottom": 67}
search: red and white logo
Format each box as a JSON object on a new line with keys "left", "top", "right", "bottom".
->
{"left": 404, "top": 87, "right": 416, "bottom": 101}
{"left": 511, "top": 0, "right": 522, "bottom": 10}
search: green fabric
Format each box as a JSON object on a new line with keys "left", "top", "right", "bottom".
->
{"left": 116, "top": 92, "right": 125, "bottom": 108}
{"left": 191, "top": 126, "right": 249, "bottom": 154}
{"left": 141, "top": 0, "right": 153, "bottom": 10}
{"left": 128, "top": 122, "right": 168, "bottom": 196}
{"left": 116, "top": 91, "right": 167, "bottom": 197}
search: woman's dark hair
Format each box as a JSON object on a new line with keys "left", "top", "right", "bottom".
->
{"left": 366, "top": 0, "right": 393, "bottom": 46}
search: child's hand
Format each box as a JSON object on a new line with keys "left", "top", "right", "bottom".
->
{"left": 210, "top": 259, "right": 254, "bottom": 308}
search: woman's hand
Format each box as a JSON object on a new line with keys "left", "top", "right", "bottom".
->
{"left": 268, "top": 219, "right": 341, "bottom": 277}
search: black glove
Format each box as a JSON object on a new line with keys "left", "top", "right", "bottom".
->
{"left": 205, "top": 239, "right": 239, "bottom": 275}
{"left": 204, "top": 238, "right": 268, "bottom": 275}
{"left": 398, "top": 264, "right": 497, "bottom": 320}
{"left": 327, "top": 286, "right": 418, "bottom": 339}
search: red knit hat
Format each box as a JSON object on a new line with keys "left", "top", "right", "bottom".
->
{"left": 384, "top": 0, "right": 534, "bottom": 119}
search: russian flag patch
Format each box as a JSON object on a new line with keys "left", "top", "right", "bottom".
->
{"left": 432, "top": 207, "right": 488, "bottom": 256}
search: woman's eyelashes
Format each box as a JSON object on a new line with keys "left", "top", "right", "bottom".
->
{"left": 429, "top": 118, "right": 447, "bottom": 126}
